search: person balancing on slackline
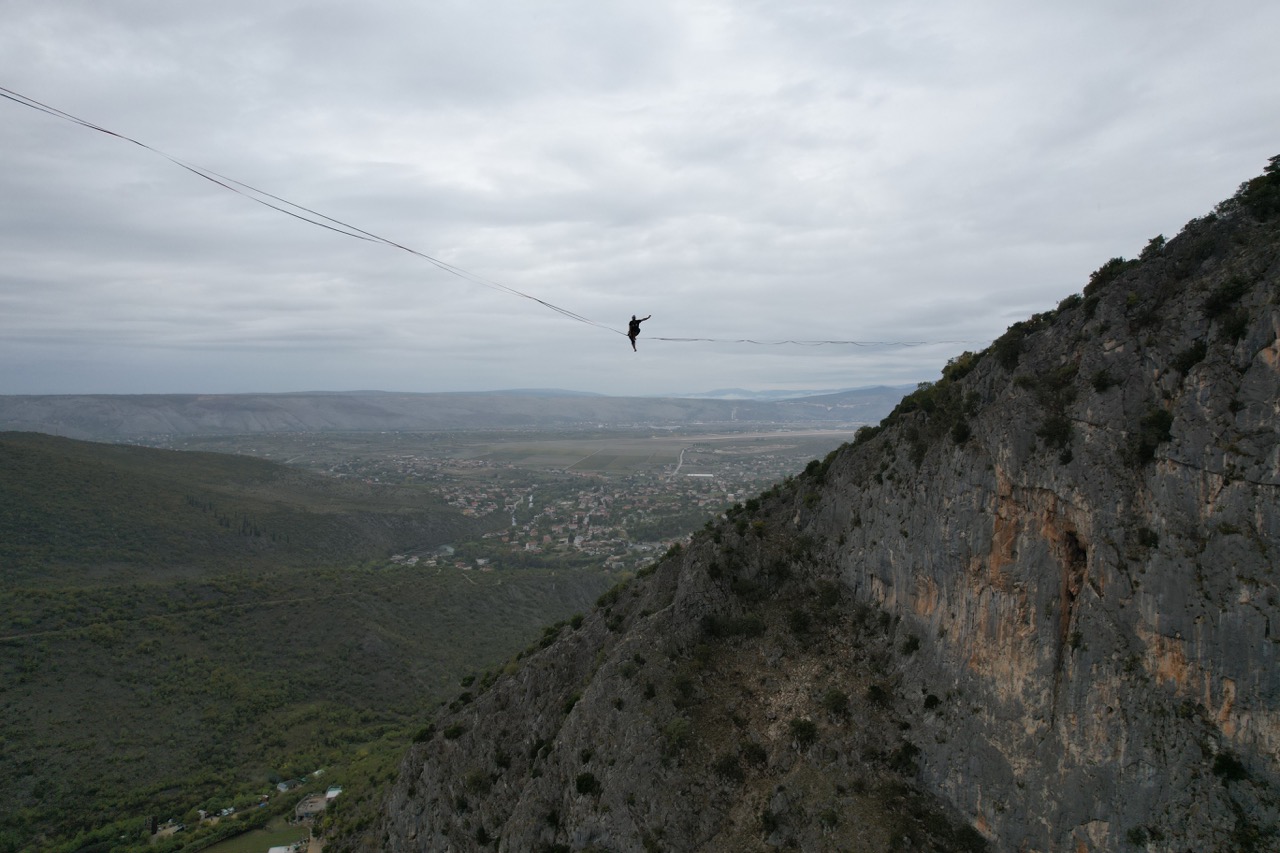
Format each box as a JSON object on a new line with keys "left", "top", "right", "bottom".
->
{"left": 627, "top": 314, "right": 651, "bottom": 351}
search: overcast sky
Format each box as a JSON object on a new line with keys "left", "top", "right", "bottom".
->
{"left": 2, "top": 1, "right": 1278, "bottom": 397}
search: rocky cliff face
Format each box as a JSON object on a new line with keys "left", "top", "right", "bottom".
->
{"left": 371, "top": 162, "right": 1280, "bottom": 852}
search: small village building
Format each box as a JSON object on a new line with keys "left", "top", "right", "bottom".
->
{"left": 295, "top": 794, "right": 328, "bottom": 820}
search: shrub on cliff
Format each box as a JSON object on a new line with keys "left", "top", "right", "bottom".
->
{"left": 1222, "top": 153, "right": 1280, "bottom": 221}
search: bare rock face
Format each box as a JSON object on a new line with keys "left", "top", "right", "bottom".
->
{"left": 821, "top": 204, "right": 1280, "bottom": 850}
{"left": 374, "top": 165, "right": 1280, "bottom": 852}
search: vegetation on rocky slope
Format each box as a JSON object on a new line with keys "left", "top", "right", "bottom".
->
{"left": 377, "top": 157, "right": 1280, "bottom": 851}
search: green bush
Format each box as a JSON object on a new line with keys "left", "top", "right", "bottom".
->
{"left": 1213, "top": 751, "right": 1250, "bottom": 782}
{"left": 1140, "top": 234, "right": 1166, "bottom": 259}
{"left": 1230, "top": 153, "right": 1280, "bottom": 220}
{"left": 464, "top": 770, "right": 492, "bottom": 794}
{"left": 889, "top": 740, "right": 920, "bottom": 773}
{"left": 702, "top": 613, "right": 766, "bottom": 639}
{"left": 1057, "top": 293, "right": 1084, "bottom": 312}
{"left": 1218, "top": 308, "right": 1250, "bottom": 343}
{"left": 712, "top": 753, "right": 744, "bottom": 783}
{"left": 1036, "top": 413, "right": 1073, "bottom": 450}
{"left": 1204, "top": 277, "right": 1250, "bottom": 319}
{"left": 942, "top": 351, "right": 979, "bottom": 382}
{"left": 788, "top": 608, "right": 812, "bottom": 635}
{"left": 788, "top": 718, "right": 818, "bottom": 747}
{"left": 575, "top": 772, "right": 602, "bottom": 795}
{"left": 1084, "top": 256, "right": 1138, "bottom": 296}
{"left": 815, "top": 580, "right": 841, "bottom": 609}
{"left": 853, "top": 425, "right": 882, "bottom": 447}
{"left": 661, "top": 717, "right": 692, "bottom": 755}
{"left": 1129, "top": 407, "right": 1174, "bottom": 464}
{"left": 1171, "top": 340, "right": 1207, "bottom": 374}
{"left": 821, "top": 689, "right": 849, "bottom": 716}
{"left": 741, "top": 741, "right": 768, "bottom": 766}
{"left": 803, "top": 449, "right": 839, "bottom": 484}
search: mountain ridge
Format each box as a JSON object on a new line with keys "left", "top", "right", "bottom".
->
{"left": 368, "top": 160, "right": 1280, "bottom": 851}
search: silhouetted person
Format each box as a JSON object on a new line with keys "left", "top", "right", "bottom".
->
{"left": 627, "top": 314, "right": 650, "bottom": 351}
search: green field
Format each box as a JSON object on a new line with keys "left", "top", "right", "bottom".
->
{"left": 0, "top": 431, "right": 485, "bottom": 586}
{"left": 462, "top": 431, "right": 852, "bottom": 476}
{"left": 476, "top": 438, "right": 679, "bottom": 472}
{"left": 199, "top": 819, "right": 309, "bottom": 853}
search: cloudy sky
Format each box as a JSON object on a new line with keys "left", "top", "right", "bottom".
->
{"left": 2, "top": 1, "right": 1278, "bottom": 397}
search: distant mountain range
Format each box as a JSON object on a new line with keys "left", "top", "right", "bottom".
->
{"left": 674, "top": 386, "right": 894, "bottom": 401}
{"left": 0, "top": 386, "right": 913, "bottom": 440}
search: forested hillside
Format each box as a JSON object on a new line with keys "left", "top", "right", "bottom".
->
{"left": 1, "top": 431, "right": 484, "bottom": 583}
{"left": 0, "top": 434, "right": 613, "bottom": 852}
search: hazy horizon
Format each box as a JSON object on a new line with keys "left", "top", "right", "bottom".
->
{"left": 0, "top": 383, "right": 914, "bottom": 401}
{"left": 4, "top": 2, "right": 1278, "bottom": 396}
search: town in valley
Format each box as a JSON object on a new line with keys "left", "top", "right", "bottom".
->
{"left": 151, "top": 426, "right": 857, "bottom": 574}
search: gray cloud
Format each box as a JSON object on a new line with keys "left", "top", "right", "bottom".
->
{"left": 2, "top": 0, "right": 1278, "bottom": 397}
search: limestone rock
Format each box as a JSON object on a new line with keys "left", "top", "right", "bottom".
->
{"left": 373, "top": 163, "right": 1280, "bottom": 852}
